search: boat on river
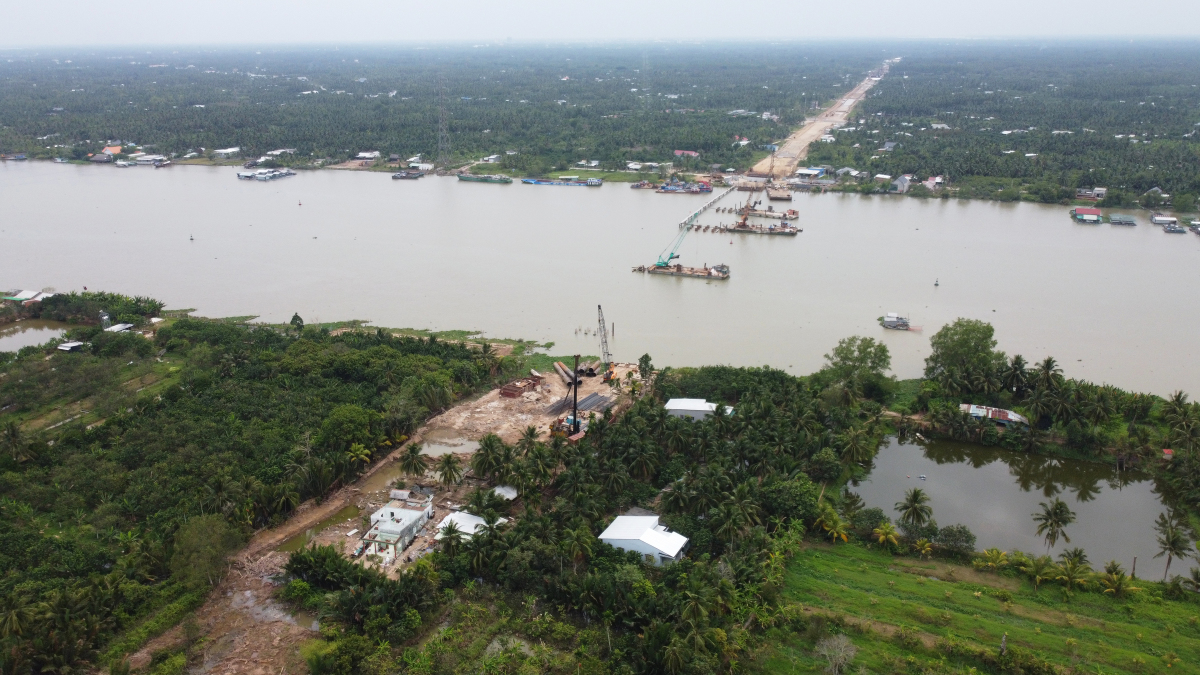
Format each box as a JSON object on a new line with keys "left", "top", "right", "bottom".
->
{"left": 237, "top": 168, "right": 295, "bottom": 181}
{"left": 393, "top": 170, "right": 426, "bottom": 179}
{"left": 630, "top": 180, "right": 658, "bottom": 189}
{"left": 634, "top": 263, "right": 730, "bottom": 280}
{"left": 1151, "top": 213, "right": 1178, "bottom": 225}
{"left": 522, "top": 177, "right": 602, "bottom": 186}
{"left": 1109, "top": 214, "right": 1137, "bottom": 226}
{"left": 1163, "top": 223, "right": 1187, "bottom": 234}
{"left": 458, "top": 173, "right": 512, "bottom": 184}
{"left": 656, "top": 181, "right": 712, "bottom": 194}
{"left": 880, "top": 313, "right": 921, "bottom": 331}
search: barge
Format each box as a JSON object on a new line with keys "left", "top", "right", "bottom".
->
{"left": 766, "top": 185, "right": 793, "bottom": 201}
{"left": 634, "top": 263, "right": 730, "bottom": 280}
{"left": 631, "top": 180, "right": 659, "bottom": 189}
{"left": 393, "top": 170, "right": 426, "bottom": 179}
{"left": 237, "top": 168, "right": 295, "bottom": 181}
{"left": 1109, "top": 214, "right": 1137, "bottom": 226}
{"left": 522, "top": 177, "right": 602, "bottom": 186}
{"left": 458, "top": 173, "right": 512, "bottom": 184}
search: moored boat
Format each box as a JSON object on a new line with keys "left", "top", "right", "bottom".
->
{"left": 521, "top": 177, "right": 603, "bottom": 186}
{"left": 393, "top": 170, "right": 426, "bottom": 179}
{"left": 458, "top": 173, "right": 513, "bottom": 184}
{"left": 630, "top": 180, "right": 659, "bottom": 189}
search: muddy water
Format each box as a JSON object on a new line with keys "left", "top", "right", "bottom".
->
{"left": 276, "top": 504, "right": 361, "bottom": 553}
{"left": 855, "top": 437, "right": 1192, "bottom": 573}
{"left": 3, "top": 161, "right": 1198, "bottom": 397}
{"left": 0, "top": 319, "right": 71, "bottom": 352}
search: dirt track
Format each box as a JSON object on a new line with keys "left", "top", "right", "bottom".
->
{"left": 752, "top": 61, "right": 892, "bottom": 178}
{"left": 127, "top": 367, "right": 635, "bottom": 673}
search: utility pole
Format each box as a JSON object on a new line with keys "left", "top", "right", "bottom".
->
{"left": 572, "top": 354, "right": 581, "bottom": 434}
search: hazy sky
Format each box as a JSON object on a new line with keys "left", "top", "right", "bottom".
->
{"left": 2, "top": 0, "right": 1198, "bottom": 47}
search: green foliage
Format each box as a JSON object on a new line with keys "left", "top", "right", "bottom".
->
{"left": 169, "top": 514, "right": 243, "bottom": 589}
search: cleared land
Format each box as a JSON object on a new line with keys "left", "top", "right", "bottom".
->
{"left": 752, "top": 62, "right": 890, "bottom": 178}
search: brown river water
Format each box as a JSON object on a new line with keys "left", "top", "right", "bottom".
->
{"left": 4, "top": 161, "right": 1196, "bottom": 395}
{"left": 3, "top": 160, "right": 1196, "bottom": 566}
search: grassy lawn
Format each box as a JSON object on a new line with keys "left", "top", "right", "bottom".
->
{"left": 759, "top": 543, "right": 1198, "bottom": 674}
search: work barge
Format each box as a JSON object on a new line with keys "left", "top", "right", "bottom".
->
{"left": 633, "top": 263, "right": 730, "bottom": 280}
{"left": 635, "top": 188, "right": 734, "bottom": 280}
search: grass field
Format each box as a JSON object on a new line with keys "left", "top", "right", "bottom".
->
{"left": 760, "top": 543, "right": 1198, "bottom": 674}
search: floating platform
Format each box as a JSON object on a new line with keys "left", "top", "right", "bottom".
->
{"left": 633, "top": 263, "right": 730, "bottom": 280}
{"left": 1109, "top": 214, "right": 1137, "bottom": 226}
{"left": 731, "top": 222, "right": 799, "bottom": 235}
{"left": 766, "top": 187, "right": 793, "bottom": 201}
{"left": 738, "top": 207, "right": 799, "bottom": 220}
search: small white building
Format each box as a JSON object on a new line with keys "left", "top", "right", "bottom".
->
{"left": 356, "top": 151, "right": 381, "bottom": 160}
{"left": 213, "top": 147, "right": 240, "bottom": 158}
{"left": 362, "top": 499, "right": 434, "bottom": 561}
{"left": 599, "top": 515, "right": 688, "bottom": 565}
{"left": 664, "top": 398, "right": 733, "bottom": 421}
{"left": 434, "top": 511, "right": 508, "bottom": 540}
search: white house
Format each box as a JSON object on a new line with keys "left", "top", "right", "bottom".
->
{"left": 664, "top": 398, "right": 733, "bottom": 421}
{"left": 213, "top": 147, "right": 240, "bottom": 158}
{"left": 362, "top": 499, "right": 434, "bottom": 561}
{"left": 434, "top": 512, "right": 508, "bottom": 540}
{"left": 599, "top": 515, "right": 688, "bottom": 565}
{"left": 356, "top": 151, "right": 381, "bottom": 160}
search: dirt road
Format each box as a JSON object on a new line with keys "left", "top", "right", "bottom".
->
{"left": 752, "top": 61, "right": 892, "bottom": 178}
{"left": 128, "top": 366, "right": 634, "bottom": 673}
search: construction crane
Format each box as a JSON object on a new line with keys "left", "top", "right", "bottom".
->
{"left": 597, "top": 305, "right": 615, "bottom": 382}
{"left": 656, "top": 222, "right": 693, "bottom": 267}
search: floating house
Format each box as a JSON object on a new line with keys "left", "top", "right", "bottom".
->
{"left": 1070, "top": 207, "right": 1102, "bottom": 223}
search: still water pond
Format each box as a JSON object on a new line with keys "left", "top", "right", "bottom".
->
{"left": 3, "top": 161, "right": 1199, "bottom": 396}
{"left": 856, "top": 438, "right": 1188, "bottom": 573}
{"left": 0, "top": 320, "right": 70, "bottom": 352}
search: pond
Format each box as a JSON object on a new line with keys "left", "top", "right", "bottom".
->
{"left": 855, "top": 437, "right": 1191, "bottom": 575}
{"left": 0, "top": 319, "right": 71, "bottom": 352}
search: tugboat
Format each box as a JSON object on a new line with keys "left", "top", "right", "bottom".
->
{"left": 880, "top": 313, "right": 922, "bottom": 331}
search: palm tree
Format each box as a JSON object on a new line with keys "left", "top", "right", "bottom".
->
{"left": 1154, "top": 511, "right": 1192, "bottom": 581}
{"left": 976, "top": 548, "right": 1009, "bottom": 573}
{"left": 838, "top": 427, "right": 872, "bottom": 465}
{"left": 345, "top": 443, "right": 371, "bottom": 467}
{"left": 1033, "top": 357, "right": 1063, "bottom": 392}
{"left": 912, "top": 538, "right": 933, "bottom": 559}
{"left": 1032, "top": 498, "right": 1076, "bottom": 552}
{"left": 895, "top": 488, "right": 932, "bottom": 529}
{"left": 1018, "top": 555, "right": 1056, "bottom": 590}
{"left": 1, "top": 421, "right": 32, "bottom": 463}
{"left": 440, "top": 521, "right": 464, "bottom": 557}
{"left": 1099, "top": 561, "right": 1140, "bottom": 598}
{"left": 815, "top": 504, "right": 848, "bottom": 543}
{"left": 397, "top": 443, "right": 428, "bottom": 477}
{"left": 470, "top": 433, "right": 504, "bottom": 483}
{"left": 516, "top": 425, "right": 540, "bottom": 457}
{"left": 560, "top": 527, "right": 594, "bottom": 572}
{"left": 1056, "top": 558, "right": 1092, "bottom": 597}
{"left": 435, "top": 453, "right": 464, "bottom": 490}
{"left": 873, "top": 522, "right": 899, "bottom": 548}
{"left": 1003, "top": 355, "right": 1030, "bottom": 398}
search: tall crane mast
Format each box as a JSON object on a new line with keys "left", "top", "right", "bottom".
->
{"left": 597, "top": 305, "right": 614, "bottom": 382}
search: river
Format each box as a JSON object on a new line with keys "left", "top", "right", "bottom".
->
{"left": 856, "top": 437, "right": 1193, "bottom": 574}
{"left": 3, "top": 161, "right": 1198, "bottom": 397}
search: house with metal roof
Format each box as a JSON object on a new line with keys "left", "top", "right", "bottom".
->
{"left": 959, "top": 404, "right": 1029, "bottom": 428}
{"left": 362, "top": 499, "right": 434, "bottom": 562}
{"left": 664, "top": 398, "right": 734, "bottom": 421}
{"left": 599, "top": 515, "right": 689, "bottom": 565}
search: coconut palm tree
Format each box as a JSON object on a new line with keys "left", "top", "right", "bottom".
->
{"left": 397, "top": 443, "right": 428, "bottom": 477}
{"left": 1056, "top": 558, "right": 1092, "bottom": 597}
{"left": 1003, "top": 355, "right": 1030, "bottom": 398}
{"left": 895, "top": 488, "right": 932, "bottom": 529}
{"left": 1154, "top": 511, "right": 1192, "bottom": 581}
{"left": 1032, "top": 498, "right": 1076, "bottom": 552}
{"left": 912, "top": 538, "right": 933, "bottom": 559}
{"left": 1033, "top": 357, "right": 1063, "bottom": 392}
{"left": 838, "top": 427, "right": 873, "bottom": 465}
{"left": 345, "top": 442, "right": 371, "bottom": 468}
{"left": 439, "top": 520, "right": 464, "bottom": 557}
{"left": 873, "top": 522, "right": 899, "bottom": 548}
{"left": 1018, "top": 555, "right": 1056, "bottom": 590}
{"left": 560, "top": 527, "right": 594, "bottom": 573}
{"left": 1, "top": 421, "right": 33, "bottom": 463}
{"left": 435, "top": 453, "right": 464, "bottom": 490}
{"left": 1099, "top": 560, "right": 1140, "bottom": 598}
{"left": 470, "top": 434, "right": 504, "bottom": 483}
{"left": 516, "top": 425, "right": 540, "bottom": 457}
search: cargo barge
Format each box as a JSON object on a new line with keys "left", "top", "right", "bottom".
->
{"left": 634, "top": 263, "right": 730, "bottom": 280}
{"left": 393, "top": 170, "right": 426, "bottom": 179}
{"left": 522, "top": 177, "right": 603, "bottom": 186}
{"left": 458, "top": 173, "right": 512, "bottom": 184}
{"left": 766, "top": 185, "right": 793, "bottom": 201}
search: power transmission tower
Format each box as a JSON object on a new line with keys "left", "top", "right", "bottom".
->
{"left": 436, "top": 84, "right": 451, "bottom": 169}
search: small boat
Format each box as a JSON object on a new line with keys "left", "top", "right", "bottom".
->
{"left": 53, "top": 157, "right": 68, "bottom": 163}
{"left": 1163, "top": 223, "right": 1187, "bottom": 234}
{"left": 630, "top": 180, "right": 658, "bottom": 189}
{"left": 153, "top": 160, "right": 171, "bottom": 168}
{"left": 1109, "top": 214, "right": 1137, "bottom": 226}
{"left": 880, "top": 313, "right": 921, "bottom": 331}
{"left": 393, "top": 170, "right": 425, "bottom": 179}
{"left": 919, "top": 475, "right": 927, "bottom": 480}
{"left": 114, "top": 160, "right": 132, "bottom": 167}
{"left": 458, "top": 173, "right": 512, "bottom": 184}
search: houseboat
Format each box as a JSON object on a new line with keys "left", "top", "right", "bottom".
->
{"left": 1070, "top": 207, "right": 1102, "bottom": 223}
{"left": 1109, "top": 214, "right": 1137, "bottom": 226}
{"left": 1150, "top": 213, "right": 1178, "bottom": 225}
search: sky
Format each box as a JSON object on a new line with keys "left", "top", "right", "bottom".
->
{"left": 2, "top": 0, "right": 1199, "bottom": 47}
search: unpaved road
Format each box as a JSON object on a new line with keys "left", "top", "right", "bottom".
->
{"left": 127, "top": 367, "right": 634, "bottom": 673}
{"left": 752, "top": 60, "right": 892, "bottom": 178}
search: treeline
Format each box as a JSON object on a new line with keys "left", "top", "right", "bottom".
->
{"left": 0, "top": 307, "right": 520, "bottom": 673}
{"left": 0, "top": 44, "right": 874, "bottom": 171}
{"left": 806, "top": 42, "right": 1200, "bottom": 203}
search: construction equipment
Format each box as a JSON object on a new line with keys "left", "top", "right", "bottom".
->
{"left": 597, "top": 305, "right": 615, "bottom": 382}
